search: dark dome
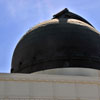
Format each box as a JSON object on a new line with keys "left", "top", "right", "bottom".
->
{"left": 11, "top": 8, "right": 100, "bottom": 73}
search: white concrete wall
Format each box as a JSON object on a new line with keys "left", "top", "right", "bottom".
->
{"left": 0, "top": 72, "right": 100, "bottom": 100}
{"left": 34, "top": 68, "right": 99, "bottom": 77}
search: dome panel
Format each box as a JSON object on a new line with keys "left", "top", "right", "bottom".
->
{"left": 11, "top": 9, "right": 100, "bottom": 73}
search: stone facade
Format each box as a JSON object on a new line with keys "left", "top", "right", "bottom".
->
{"left": 0, "top": 72, "right": 100, "bottom": 100}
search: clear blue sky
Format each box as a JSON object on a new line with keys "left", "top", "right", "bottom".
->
{"left": 0, "top": 0, "right": 100, "bottom": 73}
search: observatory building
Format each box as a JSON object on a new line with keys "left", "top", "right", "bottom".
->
{"left": 0, "top": 8, "right": 100, "bottom": 99}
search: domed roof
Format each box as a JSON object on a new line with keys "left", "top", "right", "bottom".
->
{"left": 11, "top": 8, "right": 100, "bottom": 73}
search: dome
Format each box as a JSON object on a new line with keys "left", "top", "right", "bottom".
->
{"left": 11, "top": 8, "right": 100, "bottom": 73}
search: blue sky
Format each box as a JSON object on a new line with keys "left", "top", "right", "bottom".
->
{"left": 0, "top": 0, "right": 100, "bottom": 73}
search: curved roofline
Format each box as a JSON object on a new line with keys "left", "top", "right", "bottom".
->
{"left": 53, "top": 8, "right": 94, "bottom": 28}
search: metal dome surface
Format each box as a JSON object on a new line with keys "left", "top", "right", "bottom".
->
{"left": 11, "top": 8, "right": 100, "bottom": 73}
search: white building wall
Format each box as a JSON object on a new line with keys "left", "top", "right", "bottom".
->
{"left": 0, "top": 72, "right": 100, "bottom": 100}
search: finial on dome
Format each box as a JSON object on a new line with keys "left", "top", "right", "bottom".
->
{"left": 53, "top": 8, "right": 93, "bottom": 27}
{"left": 53, "top": 8, "right": 69, "bottom": 19}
